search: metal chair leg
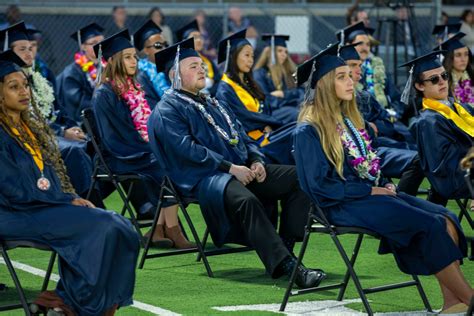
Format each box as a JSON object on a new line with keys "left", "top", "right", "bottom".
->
{"left": 337, "top": 233, "right": 364, "bottom": 301}
{"left": 41, "top": 252, "right": 57, "bottom": 292}
{"left": 196, "top": 228, "right": 210, "bottom": 262}
{"left": 412, "top": 274, "right": 432, "bottom": 312}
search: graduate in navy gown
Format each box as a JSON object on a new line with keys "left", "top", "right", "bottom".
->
{"left": 293, "top": 45, "right": 472, "bottom": 313}
{"left": 253, "top": 34, "right": 303, "bottom": 124}
{"left": 147, "top": 38, "right": 326, "bottom": 288}
{"left": 57, "top": 23, "right": 105, "bottom": 124}
{"left": 339, "top": 43, "right": 425, "bottom": 196}
{"left": 0, "top": 60, "right": 139, "bottom": 316}
{"left": 175, "top": 19, "right": 220, "bottom": 96}
{"left": 401, "top": 51, "right": 474, "bottom": 209}
{"left": 0, "top": 23, "right": 100, "bottom": 204}
{"left": 215, "top": 30, "right": 296, "bottom": 165}
{"left": 26, "top": 26, "right": 57, "bottom": 92}
{"left": 92, "top": 30, "right": 194, "bottom": 249}
{"left": 133, "top": 19, "right": 170, "bottom": 108}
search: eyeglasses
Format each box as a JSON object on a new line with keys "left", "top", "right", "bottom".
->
{"left": 422, "top": 71, "right": 449, "bottom": 85}
{"left": 146, "top": 41, "right": 169, "bottom": 50}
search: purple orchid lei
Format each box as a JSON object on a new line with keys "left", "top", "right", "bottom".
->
{"left": 454, "top": 79, "right": 474, "bottom": 107}
{"left": 337, "top": 119, "right": 381, "bottom": 185}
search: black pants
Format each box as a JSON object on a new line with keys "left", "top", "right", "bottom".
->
{"left": 223, "top": 164, "right": 310, "bottom": 276}
{"left": 397, "top": 155, "right": 425, "bottom": 196}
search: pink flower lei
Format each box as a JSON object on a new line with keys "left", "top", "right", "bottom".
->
{"left": 454, "top": 79, "right": 474, "bottom": 107}
{"left": 118, "top": 77, "right": 152, "bottom": 142}
{"left": 337, "top": 119, "right": 381, "bottom": 184}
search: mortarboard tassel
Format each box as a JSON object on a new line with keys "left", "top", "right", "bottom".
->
{"left": 400, "top": 65, "right": 414, "bottom": 105}
{"left": 77, "top": 30, "right": 82, "bottom": 51}
{"left": 270, "top": 36, "right": 276, "bottom": 65}
{"left": 130, "top": 35, "right": 135, "bottom": 47}
{"left": 338, "top": 31, "right": 345, "bottom": 56}
{"left": 303, "top": 60, "right": 317, "bottom": 105}
{"left": 223, "top": 40, "right": 231, "bottom": 74}
{"left": 96, "top": 44, "right": 103, "bottom": 87}
{"left": 3, "top": 30, "right": 9, "bottom": 52}
{"left": 172, "top": 45, "right": 182, "bottom": 90}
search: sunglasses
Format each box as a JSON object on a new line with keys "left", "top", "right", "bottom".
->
{"left": 422, "top": 71, "right": 449, "bottom": 85}
{"left": 146, "top": 41, "right": 169, "bottom": 50}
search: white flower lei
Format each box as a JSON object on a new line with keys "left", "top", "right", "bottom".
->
{"left": 25, "top": 68, "right": 55, "bottom": 121}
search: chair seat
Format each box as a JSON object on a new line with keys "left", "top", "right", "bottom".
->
{"left": 311, "top": 222, "right": 381, "bottom": 238}
{"left": 2, "top": 240, "right": 52, "bottom": 252}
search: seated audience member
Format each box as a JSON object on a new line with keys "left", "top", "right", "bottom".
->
{"left": 403, "top": 52, "right": 474, "bottom": 209}
{"left": 133, "top": 19, "right": 170, "bottom": 108}
{"left": 147, "top": 38, "right": 326, "bottom": 288}
{"left": 0, "top": 57, "right": 139, "bottom": 316}
{"left": 92, "top": 30, "right": 194, "bottom": 249}
{"left": 293, "top": 45, "right": 472, "bottom": 314}
{"left": 176, "top": 19, "right": 220, "bottom": 96}
{"left": 439, "top": 32, "right": 474, "bottom": 108}
{"left": 216, "top": 30, "right": 296, "bottom": 165}
{"left": 253, "top": 34, "right": 303, "bottom": 124}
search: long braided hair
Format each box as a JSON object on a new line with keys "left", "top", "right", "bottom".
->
{"left": 0, "top": 71, "right": 76, "bottom": 194}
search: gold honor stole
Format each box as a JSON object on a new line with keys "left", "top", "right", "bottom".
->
{"left": 422, "top": 98, "right": 474, "bottom": 138}
{"left": 11, "top": 123, "right": 44, "bottom": 172}
{"left": 221, "top": 74, "right": 269, "bottom": 146}
{"left": 199, "top": 54, "right": 214, "bottom": 80}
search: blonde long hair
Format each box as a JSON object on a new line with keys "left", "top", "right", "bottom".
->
{"left": 254, "top": 46, "right": 297, "bottom": 90}
{"left": 298, "top": 69, "right": 364, "bottom": 178}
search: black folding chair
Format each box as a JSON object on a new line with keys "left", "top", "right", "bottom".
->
{"left": 82, "top": 108, "right": 153, "bottom": 247}
{"left": 0, "top": 240, "right": 56, "bottom": 315}
{"left": 138, "top": 176, "right": 252, "bottom": 277}
{"left": 464, "top": 168, "right": 474, "bottom": 261}
{"left": 280, "top": 203, "right": 432, "bottom": 316}
{"left": 467, "top": 295, "right": 474, "bottom": 316}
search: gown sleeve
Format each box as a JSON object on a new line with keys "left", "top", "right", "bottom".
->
{"left": 61, "top": 65, "right": 93, "bottom": 123}
{"left": 293, "top": 124, "right": 372, "bottom": 208}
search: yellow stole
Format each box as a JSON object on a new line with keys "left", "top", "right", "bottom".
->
{"left": 221, "top": 74, "right": 269, "bottom": 146}
{"left": 11, "top": 123, "right": 44, "bottom": 172}
{"left": 422, "top": 98, "right": 474, "bottom": 138}
{"left": 199, "top": 54, "right": 214, "bottom": 80}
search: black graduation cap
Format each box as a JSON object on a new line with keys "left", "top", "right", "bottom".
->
{"left": 26, "top": 27, "right": 42, "bottom": 41}
{"left": 176, "top": 20, "right": 200, "bottom": 42}
{"left": 437, "top": 32, "right": 467, "bottom": 53}
{"left": 398, "top": 50, "right": 444, "bottom": 104}
{"left": 339, "top": 42, "right": 362, "bottom": 61}
{"left": 155, "top": 37, "right": 198, "bottom": 75}
{"left": 0, "top": 49, "right": 27, "bottom": 67}
{"left": 336, "top": 21, "right": 375, "bottom": 44}
{"left": 432, "top": 23, "right": 462, "bottom": 39}
{"left": 261, "top": 34, "right": 290, "bottom": 48}
{"left": 296, "top": 43, "right": 346, "bottom": 88}
{"left": 0, "top": 21, "right": 29, "bottom": 51}
{"left": 0, "top": 50, "right": 25, "bottom": 80}
{"left": 133, "top": 20, "right": 162, "bottom": 51}
{"left": 70, "top": 23, "right": 104, "bottom": 47}
{"left": 93, "top": 29, "right": 133, "bottom": 61}
{"left": 218, "top": 29, "right": 250, "bottom": 74}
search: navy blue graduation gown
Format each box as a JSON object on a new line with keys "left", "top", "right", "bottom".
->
{"left": 0, "top": 126, "right": 139, "bottom": 316}
{"left": 200, "top": 53, "right": 221, "bottom": 97}
{"left": 216, "top": 80, "right": 295, "bottom": 164}
{"left": 410, "top": 104, "right": 473, "bottom": 200}
{"left": 92, "top": 83, "right": 166, "bottom": 198}
{"left": 147, "top": 91, "right": 265, "bottom": 246}
{"left": 253, "top": 67, "right": 302, "bottom": 124}
{"left": 293, "top": 123, "right": 467, "bottom": 275}
{"left": 136, "top": 70, "right": 160, "bottom": 110}
{"left": 57, "top": 62, "right": 94, "bottom": 124}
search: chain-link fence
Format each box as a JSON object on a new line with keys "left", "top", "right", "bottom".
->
{"left": 0, "top": 2, "right": 438, "bottom": 87}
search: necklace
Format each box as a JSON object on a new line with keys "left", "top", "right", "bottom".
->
{"left": 170, "top": 90, "right": 240, "bottom": 146}
{"left": 10, "top": 122, "right": 50, "bottom": 191}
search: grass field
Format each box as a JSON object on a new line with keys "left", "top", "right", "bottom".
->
{"left": 0, "top": 188, "right": 473, "bottom": 315}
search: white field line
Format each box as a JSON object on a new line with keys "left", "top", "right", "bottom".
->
{"left": 0, "top": 258, "right": 181, "bottom": 316}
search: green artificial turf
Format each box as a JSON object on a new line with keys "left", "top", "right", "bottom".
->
{"left": 0, "top": 187, "right": 472, "bottom": 315}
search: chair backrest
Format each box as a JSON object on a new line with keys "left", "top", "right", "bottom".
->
{"left": 81, "top": 108, "right": 114, "bottom": 176}
{"left": 310, "top": 202, "right": 332, "bottom": 228}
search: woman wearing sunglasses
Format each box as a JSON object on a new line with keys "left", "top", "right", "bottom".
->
{"left": 405, "top": 52, "right": 474, "bottom": 212}
{"left": 133, "top": 20, "right": 170, "bottom": 108}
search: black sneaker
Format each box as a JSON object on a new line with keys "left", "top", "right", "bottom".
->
{"left": 294, "top": 265, "right": 326, "bottom": 289}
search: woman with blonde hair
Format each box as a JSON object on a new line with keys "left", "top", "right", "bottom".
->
{"left": 293, "top": 45, "right": 472, "bottom": 314}
{"left": 254, "top": 34, "right": 302, "bottom": 124}
{"left": 92, "top": 30, "right": 194, "bottom": 249}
